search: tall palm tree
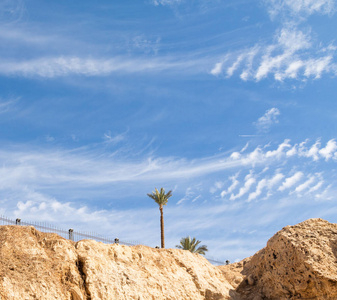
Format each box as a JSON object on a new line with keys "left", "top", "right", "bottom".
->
{"left": 147, "top": 187, "right": 172, "bottom": 248}
{"left": 176, "top": 236, "right": 208, "bottom": 255}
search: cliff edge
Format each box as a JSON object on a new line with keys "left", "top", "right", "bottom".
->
{"left": 1, "top": 218, "right": 337, "bottom": 299}
{"left": 0, "top": 225, "right": 234, "bottom": 299}
{"left": 220, "top": 218, "right": 337, "bottom": 300}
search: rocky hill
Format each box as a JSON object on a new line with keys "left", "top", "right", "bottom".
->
{"left": 1, "top": 218, "right": 337, "bottom": 299}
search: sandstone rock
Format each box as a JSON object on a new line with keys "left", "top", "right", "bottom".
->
{"left": 0, "top": 226, "right": 85, "bottom": 300}
{"left": 0, "top": 225, "right": 234, "bottom": 300}
{"left": 235, "top": 218, "right": 337, "bottom": 300}
{"left": 2, "top": 218, "right": 337, "bottom": 300}
{"left": 74, "top": 240, "right": 233, "bottom": 299}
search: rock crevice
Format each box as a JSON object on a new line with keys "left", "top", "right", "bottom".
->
{"left": 76, "top": 257, "right": 91, "bottom": 300}
{"left": 1, "top": 218, "right": 337, "bottom": 299}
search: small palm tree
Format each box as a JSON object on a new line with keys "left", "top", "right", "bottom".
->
{"left": 147, "top": 187, "right": 172, "bottom": 249}
{"left": 176, "top": 236, "right": 208, "bottom": 255}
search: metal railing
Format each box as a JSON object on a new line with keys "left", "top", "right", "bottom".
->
{"left": 0, "top": 215, "right": 225, "bottom": 265}
{"left": 0, "top": 215, "right": 134, "bottom": 246}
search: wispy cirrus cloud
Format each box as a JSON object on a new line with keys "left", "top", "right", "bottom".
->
{"left": 0, "top": 97, "right": 17, "bottom": 113}
{"left": 211, "top": 0, "right": 337, "bottom": 82}
{"left": 103, "top": 130, "right": 128, "bottom": 144}
{"left": 0, "top": 56, "right": 207, "bottom": 78}
{"left": 0, "top": 137, "right": 336, "bottom": 216}
{"left": 1, "top": 137, "right": 336, "bottom": 261}
{"left": 278, "top": 171, "right": 304, "bottom": 191}
{"left": 211, "top": 27, "right": 336, "bottom": 81}
{"left": 247, "top": 172, "right": 285, "bottom": 201}
{"left": 152, "top": 0, "right": 182, "bottom": 6}
{"left": 1, "top": 139, "right": 336, "bottom": 196}
{"left": 229, "top": 172, "right": 256, "bottom": 200}
{"left": 132, "top": 35, "right": 161, "bottom": 55}
{"left": 288, "top": 139, "right": 337, "bottom": 161}
{"left": 266, "top": 0, "right": 335, "bottom": 19}
{"left": 294, "top": 175, "right": 316, "bottom": 193}
{"left": 220, "top": 173, "right": 239, "bottom": 197}
{"left": 255, "top": 108, "right": 280, "bottom": 133}
{"left": 219, "top": 167, "right": 327, "bottom": 203}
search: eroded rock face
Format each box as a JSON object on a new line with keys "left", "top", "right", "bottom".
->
{"left": 75, "top": 240, "right": 234, "bottom": 299}
{"left": 0, "top": 225, "right": 234, "bottom": 300}
{"left": 0, "top": 226, "right": 85, "bottom": 300}
{"left": 231, "top": 218, "right": 337, "bottom": 300}
{"left": 2, "top": 219, "right": 337, "bottom": 300}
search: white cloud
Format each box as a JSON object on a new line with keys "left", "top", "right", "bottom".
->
{"left": 230, "top": 172, "right": 256, "bottom": 200}
{"left": 152, "top": 0, "right": 182, "bottom": 6}
{"left": 248, "top": 179, "right": 267, "bottom": 201}
{"left": 226, "top": 54, "right": 245, "bottom": 77}
{"left": 303, "top": 56, "right": 333, "bottom": 79}
{"left": 278, "top": 171, "right": 304, "bottom": 191}
{"left": 308, "top": 180, "right": 324, "bottom": 193}
{"left": 221, "top": 173, "right": 240, "bottom": 197}
{"left": 286, "top": 145, "right": 297, "bottom": 156}
{"left": 267, "top": 0, "right": 335, "bottom": 18}
{"left": 191, "top": 195, "right": 202, "bottom": 202}
{"left": 230, "top": 152, "right": 241, "bottom": 160}
{"left": 240, "top": 47, "right": 260, "bottom": 81}
{"left": 210, "top": 62, "right": 224, "bottom": 76}
{"left": 0, "top": 137, "right": 335, "bottom": 262}
{"left": 241, "top": 147, "right": 265, "bottom": 165}
{"left": 177, "top": 187, "right": 193, "bottom": 205}
{"left": 294, "top": 139, "right": 337, "bottom": 161}
{"left": 247, "top": 171, "right": 285, "bottom": 201}
{"left": 210, "top": 181, "right": 224, "bottom": 194}
{"left": 306, "top": 140, "right": 321, "bottom": 161}
{"left": 0, "top": 56, "right": 206, "bottom": 78}
{"left": 211, "top": 25, "right": 336, "bottom": 82}
{"left": 255, "top": 108, "right": 281, "bottom": 133}
{"left": 240, "top": 143, "right": 249, "bottom": 153}
{"left": 0, "top": 138, "right": 335, "bottom": 204}
{"left": 0, "top": 97, "right": 17, "bottom": 113}
{"left": 294, "top": 176, "right": 316, "bottom": 193}
{"left": 319, "top": 139, "right": 337, "bottom": 160}
{"left": 177, "top": 184, "right": 203, "bottom": 205}
{"left": 315, "top": 184, "right": 333, "bottom": 200}
{"left": 103, "top": 130, "right": 128, "bottom": 144}
{"left": 266, "top": 140, "right": 291, "bottom": 158}
{"left": 268, "top": 172, "right": 285, "bottom": 188}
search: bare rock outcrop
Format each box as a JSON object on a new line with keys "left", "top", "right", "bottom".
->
{"left": 225, "top": 218, "right": 337, "bottom": 300}
{"left": 0, "top": 226, "right": 86, "bottom": 299}
{"left": 2, "top": 218, "right": 337, "bottom": 299}
{"left": 75, "top": 240, "right": 234, "bottom": 299}
{"left": 0, "top": 225, "right": 234, "bottom": 300}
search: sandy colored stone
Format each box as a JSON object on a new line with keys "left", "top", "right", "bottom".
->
{"left": 2, "top": 218, "right": 337, "bottom": 299}
{"left": 0, "top": 226, "right": 86, "bottom": 300}
{"left": 74, "top": 240, "right": 234, "bottom": 299}
{"left": 0, "top": 225, "right": 234, "bottom": 299}
{"left": 233, "top": 218, "right": 337, "bottom": 300}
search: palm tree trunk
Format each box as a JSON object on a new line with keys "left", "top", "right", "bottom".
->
{"left": 159, "top": 205, "right": 165, "bottom": 248}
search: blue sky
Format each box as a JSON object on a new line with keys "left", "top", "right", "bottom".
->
{"left": 1, "top": 0, "right": 337, "bottom": 262}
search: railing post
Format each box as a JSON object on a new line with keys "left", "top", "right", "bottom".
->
{"left": 69, "top": 228, "right": 74, "bottom": 241}
{"left": 16, "top": 218, "right": 21, "bottom": 225}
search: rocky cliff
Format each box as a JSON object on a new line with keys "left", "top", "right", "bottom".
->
{"left": 220, "top": 218, "right": 337, "bottom": 300}
{"left": 1, "top": 218, "right": 337, "bottom": 299}
{"left": 0, "top": 225, "right": 234, "bottom": 299}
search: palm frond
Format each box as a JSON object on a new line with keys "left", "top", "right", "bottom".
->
{"left": 176, "top": 236, "right": 208, "bottom": 255}
{"left": 147, "top": 187, "right": 172, "bottom": 206}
